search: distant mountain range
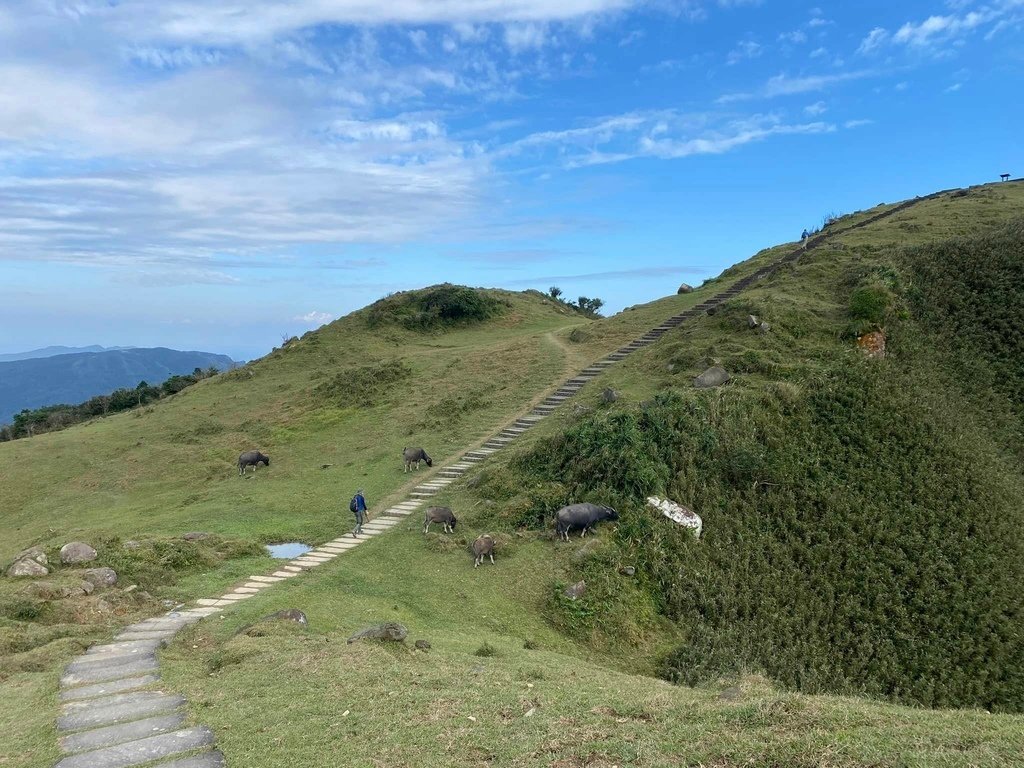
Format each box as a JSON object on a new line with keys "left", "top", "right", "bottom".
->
{"left": 0, "top": 345, "right": 136, "bottom": 363}
{"left": 0, "top": 347, "right": 238, "bottom": 423}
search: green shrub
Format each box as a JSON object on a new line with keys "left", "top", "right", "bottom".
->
{"left": 474, "top": 642, "right": 498, "bottom": 657}
{"left": 365, "top": 284, "right": 504, "bottom": 331}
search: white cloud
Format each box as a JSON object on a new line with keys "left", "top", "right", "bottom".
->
{"left": 504, "top": 22, "right": 550, "bottom": 51}
{"left": 779, "top": 30, "right": 808, "bottom": 44}
{"left": 295, "top": 311, "right": 335, "bottom": 324}
{"left": 857, "top": 27, "right": 889, "bottom": 55}
{"left": 843, "top": 118, "right": 873, "bottom": 128}
{"left": 727, "top": 40, "right": 762, "bottom": 64}
{"left": 809, "top": 46, "right": 827, "bottom": 58}
{"left": 506, "top": 110, "right": 837, "bottom": 169}
{"left": 804, "top": 100, "right": 827, "bottom": 116}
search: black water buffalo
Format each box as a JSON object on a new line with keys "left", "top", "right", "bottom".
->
{"left": 472, "top": 535, "right": 495, "bottom": 567}
{"left": 238, "top": 450, "right": 270, "bottom": 476}
{"left": 403, "top": 447, "right": 433, "bottom": 472}
{"left": 423, "top": 506, "right": 457, "bottom": 533}
{"left": 554, "top": 503, "right": 618, "bottom": 541}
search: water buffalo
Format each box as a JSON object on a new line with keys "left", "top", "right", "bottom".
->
{"left": 472, "top": 535, "right": 495, "bottom": 568}
{"left": 554, "top": 503, "right": 618, "bottom": 541}
{"left": 238, "top": 450, "right": 270, "bottom": 476}
{"left": 403, "top": 447, "right": 433, "bottom": 472}
{"left": 423, "top": 506, "right": 457, "bottom": 534}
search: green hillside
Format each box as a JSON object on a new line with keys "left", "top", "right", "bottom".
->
{"left": 3, "top": 182, "right": 1024, "bottom": 767}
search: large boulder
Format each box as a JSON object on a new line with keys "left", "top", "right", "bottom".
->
{"left": 647, "top": 496, "right": 703, "bottom": 539}
{"left": 15, "top": 546, "right": 48, "bottom": 566}
{"left": 747, "top": 314, "right": 760, "bottom": 328}
{"left": 347, "top": 622, "right": 408, "bottom": 644}
{"left": 7, "top": 558, "right": 48, "bottom": 577}
{"left": 677, "top": 283, "right": 694, "bottom": 294}
{"left": 82, "top": 567, "right": 118, "bottom": 588}
{"left": 60, "top": 542, "right": 97, "bottom": 564}
{"left": 693, "top": 366, "right": 731, "bottom": 389}
{"left": 601, "top": 388, "right": 620, "bottom": 404}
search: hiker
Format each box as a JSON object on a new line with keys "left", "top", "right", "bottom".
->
{"left": 349, "top": 489, "right": 368, "bottom": 537}
{"left": 801, "top": 229, "right": 809, "bottom": 250}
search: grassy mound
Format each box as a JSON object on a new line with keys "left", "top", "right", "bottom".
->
{"left": 365, "top": 284, "right": 506, "bottom": 331}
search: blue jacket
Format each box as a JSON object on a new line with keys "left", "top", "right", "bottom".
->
{"left": 353, "top": 493, "right": 367, "bottom": 512}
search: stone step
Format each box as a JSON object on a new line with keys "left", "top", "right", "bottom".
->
{"left": 86, "top": 640, "right": 163, "bottom": 657}
{"left": 53, "top": 726, "right": 215, "bottom": 768}
{"left": 60, "top": 676, "right": 161, "bottom": 703}
{"left": 60, "top": 713, "right": 186, "bottom": 755}
{"left": 59, "top": 692, "right": 185, "bottom": 733}
{"left": 62, "top": 658, "right": 161, "bottom": 688}
{"left": 248, "top": 575, "right": 284, "bottom": 584}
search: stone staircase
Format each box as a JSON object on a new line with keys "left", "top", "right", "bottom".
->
{"left": 51, "top": 190, "right": 952, "bottom": 767}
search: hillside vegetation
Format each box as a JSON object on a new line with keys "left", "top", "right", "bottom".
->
{"left": 0, "top": 347, "right": 236, "bottom": 424}
{"left": 3, "top": 182, "right": 1024, "bottom": 767}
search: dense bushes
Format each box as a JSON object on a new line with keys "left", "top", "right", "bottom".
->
{"left": 901, "top": 221, "right": 1024, "bottom": 410}
{"left": 365, "top": 284, "right": 504, "bottom": 331}
{"left": 515, "top": 364, "right": 1024, "bottom": 711}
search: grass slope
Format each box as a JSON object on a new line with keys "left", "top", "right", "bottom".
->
{"left": 4, "top": 182, "right": 1024, "bottom": 766}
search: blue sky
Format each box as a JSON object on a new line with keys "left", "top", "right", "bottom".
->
{"left": 0, "top": 1, "right": 1021, "bottom": 360}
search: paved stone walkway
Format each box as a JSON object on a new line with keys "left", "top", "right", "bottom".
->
{"left": 53, "top": 192, "right": 947, "bottom": 766}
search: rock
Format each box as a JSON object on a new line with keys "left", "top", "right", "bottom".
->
{"left": 677, "top": 283, "right": 694, "bottom": 294}
{"left": 747, "top": 314, "right": 760, "bottom": 328}
{"left": 757, "top": 322, "right": 771, "bottom": 334}
{"left": 563, "top": 580, "right": 587, "bottom": 600}
{"left": 15, "top": 546, "right": 48, "bottom": 566}
{"left": 601, "top": 388, "right": 620, "bottom": 404}
{"left": 181, "top": 532, "right": 210, "bottom": 541}
{"left": 856, "top": 330, "right": 886, "bottom": 359}
{"left": 82, "top": 567, "right": 118, "bottom": 588}
{"left": 60, "top": 542, "right": 97, "bottom": 564}
{"left": 666, "top": 363, "right": 676, "bottom": 373}
{"left": 706, "top": 306, "right": 718, "bottom": 316}
{"left": 415, "top": 639, "right": 431, "bottom": 651}
{"left": 693, "top": 366, "right": 731, "bottom": 389}
{"left": 263, "top": 608, "right": 308, "bottom": 626}
{"left": 75, "top": 580, "right": 95, "bottom": 597}
{"left": 646, "top": 496, "right": 703, "bottom": 539}
{"left": 571, "top": 403, "right": 591, "bottom": 417}
{"left": 27, "top": 581, "right": 61, "bottom": 598}
{"left": 618, "top": 566, "right": 636, "bottom": 577}
{"left": 347, "top": 622, "right": 408, "bottom": 644}
{"left": 7, "top": 558, "right": 49, "bottom": 577}
{"left": 123, "top": 540, "right": 142, "bottom": 550}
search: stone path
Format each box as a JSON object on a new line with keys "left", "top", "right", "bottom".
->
{"left": 52, "top": 191, "right": 948, "bottom": 766}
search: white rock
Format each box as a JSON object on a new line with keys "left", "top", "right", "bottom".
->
{"left": 646, "top": 497, "right": 702, "bottom": 539}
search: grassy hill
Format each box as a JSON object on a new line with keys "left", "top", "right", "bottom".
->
{"left": 3, "top": 183, "right": 1024, "bottom": 767}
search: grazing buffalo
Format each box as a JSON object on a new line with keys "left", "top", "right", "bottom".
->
{"left": 472, "top": 535, "right": 495, "bottom": 568}
{"left": 238, "top": 450, "right": 270, "bottom": 476}
{"left": 554, "top": 503, "right": 619, "bottom": 541}
{"left": 403, "top": 447, "right": 433, "bottom": 472}
{"left": 423, "top": 506, "right": 457, "bottom": 534}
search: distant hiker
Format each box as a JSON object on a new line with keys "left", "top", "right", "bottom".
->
{"left": 801, "top": 229, "right": 810, "bottom": 250}
{"left": 349, "top": 489, "right": 368, "bottom": 538}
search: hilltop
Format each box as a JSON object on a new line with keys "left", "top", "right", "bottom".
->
{"left": 3, "top": 182, "right": 1024, "bottom": 767}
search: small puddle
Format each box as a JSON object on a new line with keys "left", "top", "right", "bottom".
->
{"left": 266, "top": 542, "right": 312, "bottom": 559}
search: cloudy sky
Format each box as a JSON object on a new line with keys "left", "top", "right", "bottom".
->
{"left": 1, "top": 1, "right": 1021, "bottom": 359}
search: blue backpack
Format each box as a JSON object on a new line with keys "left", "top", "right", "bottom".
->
{"left": 349, "top": 496, "right": 359, "bottom": 513}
